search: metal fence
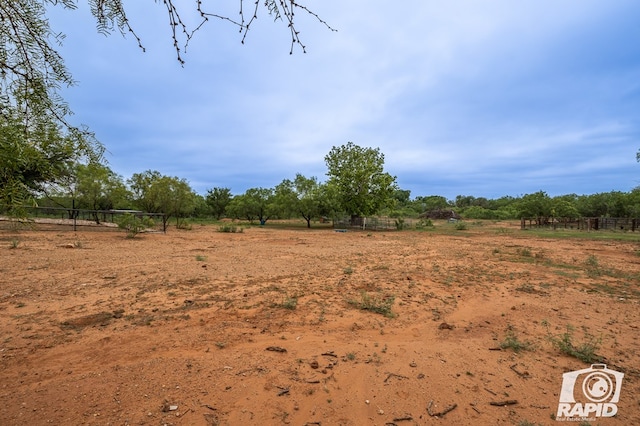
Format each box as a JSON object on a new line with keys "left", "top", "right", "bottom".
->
{"left": 333, "top": 216, "right": 418, "bottom": 231}
{"left": 520, "top": 217, "right": 640, "bottom": 232}
{"left": 1, "top": 207, "right": 167, "bottom": 232}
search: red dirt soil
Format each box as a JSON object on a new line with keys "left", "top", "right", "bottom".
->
{"left": 0, "top": 221, "right": 639, "bottom": 425}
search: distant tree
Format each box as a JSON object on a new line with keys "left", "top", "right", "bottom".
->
{"left": 127, "top": 170, "right": 195, "bottom": 228}
{"left": 324, "top": 142, "right": 397, "bottom": 221}
{"left": 128, "top": 170, "right": 163, "bottom": 213}
{"left": 191, "top": 194, "right": 210, "bottom": 218}
{"left": 460, "top": 206, "right": 497, "bottom": 220}
{"left": 205, "top": 187, "right": 232, "bottom": 220}
{"left": 486, "top": 195, "right": 517, "bottom": 211}
{"left": 152, "top": 176, "right": 196, "bottom": 227}
{"left": 415, "top": 195, "right": 451, "bottom": 213}
{"left": 576, "top": 191, "right": 628, "bottom": 217}
{"left": 273, "top": 174, "right": 327, "bottom": 228}
{"left": 550, "top": 198, "right": 579, "bottom": 219}
{"left": 454, "top": 195, "right": 476, "bottom": 208}
{"left": 74, "top": 163, "right": 129, "bottom": 221}
{"left": 516, "top": 191, "right": 552, "bottom": 219}
{"left": 626, "top": 187, "right": 640, "bottom": 217}
{"left": 293, "top": 174, "right": 329, "bottom": 228}
{"left": 226, "top": 188, "right": 274, "bottom": 224}
{"left": 273, "top": 179, "right": 299, "bottom": 220}
{"left": 392, "top": 189, "right": 412, "bottom": 206}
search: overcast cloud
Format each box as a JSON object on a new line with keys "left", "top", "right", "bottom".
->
{"left": 49, "top": 1, "right": 640, "bottom": 199}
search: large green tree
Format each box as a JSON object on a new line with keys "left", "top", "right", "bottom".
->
{"left": 205, "top": 187, "right": 232, "bottom": 220}
{"left": 127, "top": 170, "right": 195, "bottom": 228}
{"left": 74, "top": 163, "right": 129, "bottom": 218}
{"left": 0, "top": 2, "right": 103, "bottom": 214}
{"left": 226, "top": 188, "right": 274, "bottom": 225}
{"left": 273, "top": 174, "right": 328, "bottom": 228}
{"left": 516, "top": 191, "right": 552, "bottom": 219}
{"left": 0, "top": 108, "right": 101, "bottom": 214}
{"left": 324, "top": 142, "right": 397, "bottom": 220}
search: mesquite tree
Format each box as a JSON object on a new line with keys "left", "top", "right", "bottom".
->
{"left": 0, "top": 1, "right": 331, "bottom": 212}
{"left": 324, "top": 142, "right": 397, "bottom": 221}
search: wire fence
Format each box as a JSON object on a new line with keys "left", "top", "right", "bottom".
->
{"left": 0, "top": 207, "right": 167, "bottom": 233}
{"left": 520, "top": 217, "right": 640, "bottom": 232}
{"left": 333, "top": 216, "right": 420, "bottom": 231}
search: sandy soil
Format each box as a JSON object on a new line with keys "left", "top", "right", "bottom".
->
{"left": 0, "top": 220, "right": 639, "bottom": 426}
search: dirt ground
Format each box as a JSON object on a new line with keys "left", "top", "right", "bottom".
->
{"left": 0, "top": 220, "right": 639, "bottom": 426}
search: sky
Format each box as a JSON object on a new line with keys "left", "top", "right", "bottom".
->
{"left": 48, "top": 1, "right": 640, "bottom": 200}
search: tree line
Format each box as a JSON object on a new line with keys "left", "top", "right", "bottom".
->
{"left": 8, "top": 140, "right": 639, "bottom": 229}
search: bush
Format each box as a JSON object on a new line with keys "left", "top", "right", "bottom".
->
{"left": 116, "top": 214, "right": 154, "bottom": 238}
{"left": 454, "top": 222, "right": 468, "bottom": 230}
{"left": 547, "top": 325, "right": 602, "bottom": 363}
{"left": 348, "top": 292, "right": 396, "bottom": 318}
{"left": 218, "top": 224, "right": 243, "bottom": 233}
{"left": 415, "top": 219, "right": 433, "bottom": 230}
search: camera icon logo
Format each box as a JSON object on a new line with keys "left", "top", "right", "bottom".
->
{"left": 557, "top": 364, "right": 624, "bottom": 420}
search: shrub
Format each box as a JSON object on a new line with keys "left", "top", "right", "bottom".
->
{"left": 349, "top": 292, "right": 396, "bottom": 318}
{"left": 116, "top": 214, "right": 154, "bottom": 238}
{"left": 500, "top": 325, "right": 533, "bottom": 353}
{"left": 547, "top": 325, "right": 602, "bottom": 363}
{"left": 415, "top": 219, "right": 433, "bottom": 230}
{"left": 218, "top": 224, "right": 243, "bottom": 233}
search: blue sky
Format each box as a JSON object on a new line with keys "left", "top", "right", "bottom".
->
{"left": 50, "top": 1, "right": 640, "bottom": 200}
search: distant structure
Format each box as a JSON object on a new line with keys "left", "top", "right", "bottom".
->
{"left": 420, "top": 209, "right": 461, "bottom": 220}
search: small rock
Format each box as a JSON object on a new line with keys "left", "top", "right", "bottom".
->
{"left": 438, "top": 322, "right": 454, "bottom": 330}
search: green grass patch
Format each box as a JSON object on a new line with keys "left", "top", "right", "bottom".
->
{"left": 500, "top": 325, "right": 534, "bottom": 353}
{"left": 547, "top": 324, "right": 602, "bottom": 363}
{"left": 348, "top": 292, "right": 396, "bottom": 318}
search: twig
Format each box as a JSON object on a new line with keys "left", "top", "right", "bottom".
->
{"left": 393, "top": 415, "right": 413, "bottom": 421}
{"left": 266, "top": 346, "right": 287, "bottom": 353}
{"left": 427, "top": 401, "right": 458, "bottom": 417}
{"left": 489, "top": 400, "right": 518, "bottom": 406}
{"left": 321, "top": 351, "right": 337, "bottom": 357}
{"left": 470, "top": 403, "right": 481, "bottom": 414}
{"left": 488, "top": 347, "right": 503, "bottom": 351}
{"left": 510, "top": 364, "right": 530, "bottom": 378}
{"left": 484, "top": 387, "right": 497, "bottom": 396}
{"left": 178, "top": 408, "right": 191, "bottom": 417}
{"left": 277, "top": 386, "right": 290, "bottom": 396}
{"left": 384, "top": 373, "right": 409, "bottom": 383}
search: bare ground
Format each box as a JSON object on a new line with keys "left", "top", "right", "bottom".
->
{"left": 0, "top": 220, "right": 639, "bottom": 425}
